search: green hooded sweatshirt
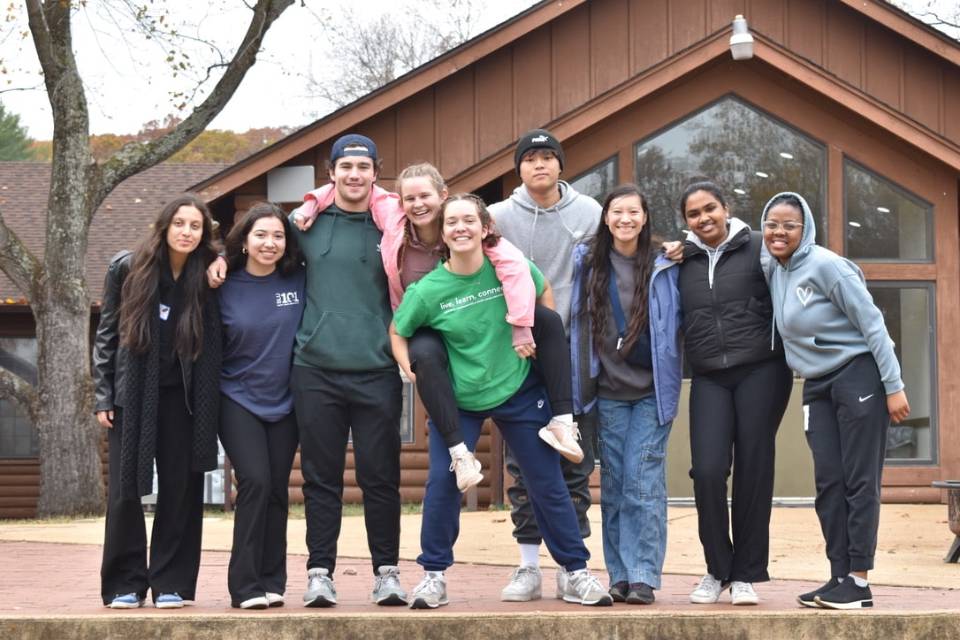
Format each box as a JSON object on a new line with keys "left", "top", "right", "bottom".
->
{"left": 291, "top": 204, "right": 394, "bottom": 371}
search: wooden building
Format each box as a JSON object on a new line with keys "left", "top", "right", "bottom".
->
{"left": 2, "top": 0, "right": 958, "bottom": 516}
{"left": 193, "top": 0, "right": 960, "bottom": 505}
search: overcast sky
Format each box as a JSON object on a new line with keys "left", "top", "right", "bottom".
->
{"left": 0, "top": 0, "right": 955, "bottom": 141}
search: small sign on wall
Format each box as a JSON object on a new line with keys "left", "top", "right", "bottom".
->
{"left": 267, "top": 165, "right": 315, "bottom": 203}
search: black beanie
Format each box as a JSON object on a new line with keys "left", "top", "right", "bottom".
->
{"left": 514, "top": 129, "right": 565, "bottom": 174}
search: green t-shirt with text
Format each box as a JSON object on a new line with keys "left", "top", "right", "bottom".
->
{"left": 393, "top": 257, "right": 545, "bottom": 412}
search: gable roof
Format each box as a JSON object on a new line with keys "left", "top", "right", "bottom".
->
{"left": 0, "top": 162, "right": 226, "bottom": 303}
{"left": 192, "top": 0, "right": 960, "bottom": 200}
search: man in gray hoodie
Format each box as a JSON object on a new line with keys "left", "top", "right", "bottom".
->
{"left": 489, "top": 129, "right": 601, "bottom": 602}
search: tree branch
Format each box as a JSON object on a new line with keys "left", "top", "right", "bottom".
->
{"left": 95, "top": 0, "right": 294, "bottom": 205}
{"left": 0, "top": 366, "right": 39, "bottom": 417}
{"left": 0, "top": 207, "right": 40, "bottom": 299}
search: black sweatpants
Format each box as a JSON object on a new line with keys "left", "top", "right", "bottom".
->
{"left": 291, "top": 365, "right": 402, "bottom": 575}
{"left": 218, "top": 396, "right": 299, "bottom": 604}
{"left": 100, "top": 386, "right": 205, "bottom": 604}
{"left": 411, "top": 305, "right": 573, "bottom": 448}
{"left": 803, "top": 353, "right": 889, "bottom": 576}
{"left": 689, "top": 357, "right": 792, "bottom": 583}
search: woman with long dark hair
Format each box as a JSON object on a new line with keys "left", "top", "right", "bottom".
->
{"left": 570, "top": 184, "right": 682, "bottom": 605}
{"left": 93, "top": 194, "right": 221, "bottom": 609}
{"left": 218, "top": 203, "right": 304, "bottom": 609}
{"left": 678, "top": 181, "right": 793, "bottom": 607}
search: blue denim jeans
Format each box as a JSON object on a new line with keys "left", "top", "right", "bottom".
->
{"left": 598, "top": 395, "right": 671, "bottom": 589}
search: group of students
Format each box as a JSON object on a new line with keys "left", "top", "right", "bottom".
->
{"left": 92, "top": 127, "right": 909, "bottom": 613}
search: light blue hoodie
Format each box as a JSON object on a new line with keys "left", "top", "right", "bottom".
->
{"left": 761, "top": 192, "right": 903, "bottom": 394}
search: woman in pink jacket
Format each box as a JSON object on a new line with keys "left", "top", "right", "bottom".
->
{"left": 295, "top": 163, "right": 580, "bottom": 491}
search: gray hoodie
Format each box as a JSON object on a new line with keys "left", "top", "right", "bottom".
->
{"left": 761, "top": 192, "right": 903, "bottom": 394}
{"left": 489, "top": 180, "right": 601, "bottom": 330}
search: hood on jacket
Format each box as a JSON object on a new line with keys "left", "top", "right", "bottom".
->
{"left": 505, "top": 180, "right": 583, "bottom": 215}
{"left": 760, "top": 191, "right": 817, "bottom": 271}
{"left": 684, "top": 216, "right": 751, "bottom": 253}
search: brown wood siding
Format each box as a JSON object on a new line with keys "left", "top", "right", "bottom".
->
{"left": 903, "top": 47, "right": 942, "bottom": 132}
{"left": 589, "top": 0, "right": 630, "bottom": 95}
{"left": 671, "top": 0, "right": 709, "bottom": 54}
{"left": 436, "top": 71, "right": 477, "bottom": 178}
{"left": 630, "top": 0, "right": 669, "bottom": 74}
{"left": 512, "top": 25, "right": 553, "bottom": 135}
{"left": 864, "top": 22, "right": 903, "bottom": 108}
{"left": 475, "top": 48, "right": 514, "bottom": 160}
{"left": 825, "top": 2, "right": 863, "bottom": 86}
{"left": 552, "top": 4, "right": 591, "bottom": 116}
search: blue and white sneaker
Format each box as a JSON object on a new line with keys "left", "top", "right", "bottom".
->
{"left": 155, "top": 592, "right": 185, "bottom": 609}
{"left": 107, "top": 593, "right": 143, "bottom": 609}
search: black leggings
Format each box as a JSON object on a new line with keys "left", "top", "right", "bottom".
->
{"left": 410, "top": 304, "right": 572, "bottom": 448}
{"left": 689, "top": 357, "right": 792, "bottom": 583}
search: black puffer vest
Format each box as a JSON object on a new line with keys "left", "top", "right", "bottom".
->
{"left": 678, "top": 228, "right": 783, "bottom": 375}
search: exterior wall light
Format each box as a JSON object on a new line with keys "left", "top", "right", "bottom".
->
{"left": 730, "top": 15, "right": 754, "bottom": 60}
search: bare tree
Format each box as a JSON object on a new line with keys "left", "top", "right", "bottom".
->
{"left": 0, "top": 0, "right": 292, "bottom": 517}
{"left": 304, "top": 0, "right": 487, "bottom": 110}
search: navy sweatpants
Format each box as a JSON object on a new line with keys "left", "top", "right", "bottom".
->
{"left": 803, "top": 353, "right": 890, "bottom": 576}
{"left": 417, "top": 370, "right": 590, "bottom": 572}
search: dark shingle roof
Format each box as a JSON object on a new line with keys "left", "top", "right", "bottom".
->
{"left": 0, "top": 162, "right": 226, "bottom": 303}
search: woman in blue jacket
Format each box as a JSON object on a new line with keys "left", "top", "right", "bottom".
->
{"left": 570, "top": 184, "right": 682, "bottom": 605}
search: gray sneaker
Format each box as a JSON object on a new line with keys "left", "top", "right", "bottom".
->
{"left": 560, "top": 568, "right": 613, "bottom": 606}
{"left": 303, "top": 567, "right": 337, "bottom": 607}
{"left": 500, "top": 566, "right": 542, "bottom": 602}
{"left": 409, "top": 571, "right": 449, "bottom": 609}
{"left": 372, "top": 565, "right": 407, "bottom": 606}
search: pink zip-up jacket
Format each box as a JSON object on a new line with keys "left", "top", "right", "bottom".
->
{"left": 294, "top": 184, "right": 536, "bottom": 327}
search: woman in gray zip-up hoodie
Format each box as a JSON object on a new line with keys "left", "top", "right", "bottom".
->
{"left": 761, "top": 192, "right": 910, "bottom": 611}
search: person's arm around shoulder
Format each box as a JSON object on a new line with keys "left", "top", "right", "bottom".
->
{"left": 485, "top": 237, "right": 536, "bottom": 328}
{"left": 93, "top": 251, "right": 130, "bottom": 428}
{"left": 827, "top": 261, "right": 911, "bottom": 423}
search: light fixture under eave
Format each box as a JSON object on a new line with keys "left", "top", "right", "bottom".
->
{"left": 848, "top": 221, "right": 862, "bottom": 228}
{"left": 730, "top": 15, "right": 754, "bottom": 60}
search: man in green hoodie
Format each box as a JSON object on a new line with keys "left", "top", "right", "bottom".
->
{"left": 290, "top": 134, "right": 406, "bottom": 608}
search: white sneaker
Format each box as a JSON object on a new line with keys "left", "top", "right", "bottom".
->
{"left": 371, "top": 565, "right": 407, "bottom": 606}
{"left": 449, "top": 451, "right": 483, "bottom": 492}
{"left": 409, "top": 572, "right": 448, "bottom": 609}
{"left": 303, "top": 567, "right": 337, "bottom": 607}
{"left": 690, "top": 573, "right": 727, "bottom": 604}
{"left": 238, "top": 595, "right": 269, "bottom": 610}
{"left": 500, "top": 566, "right": 542, "bottom": 602}
{"left": 265, "top": 592, "right": 284, "bottom": 607}
{"left": 559, "top": 568, "right": 613, "bottom": 606}
{"left": 730, "top": 581, "right": 759, "bottom": 605}
{"left": 538, "top": 419, "right": 584, "bottom": 463}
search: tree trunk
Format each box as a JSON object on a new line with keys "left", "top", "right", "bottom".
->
{"left": 33, "top": 292, "right": 104, "bottom": 517}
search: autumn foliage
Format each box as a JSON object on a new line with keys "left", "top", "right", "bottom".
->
{"left": 30, "top": 116, "right": 293, "bottom": 164}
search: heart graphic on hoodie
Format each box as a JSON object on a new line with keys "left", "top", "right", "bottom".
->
{"left": 796, "top": 286, "right": 814, "bottom": 307}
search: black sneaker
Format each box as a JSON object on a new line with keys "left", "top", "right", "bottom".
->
{"left": 625, "top": 583, "right": 655, "bottom": 605}
{"left": 815, "top": 579, "right": 873, "bottom": 610}
{"left": 609, "top": 581, "right": 628, "bottom": 603}
{"left": 797, "top": 577, "right": 842, "bottom": 608}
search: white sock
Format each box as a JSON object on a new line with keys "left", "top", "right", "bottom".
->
{"left": 849, "top": 573, "right": 868, "bottom": 587}
{"left": 519, "top": 543, "right": 540, "bottom": 568}
{"left": 448, "top": 442, "right": 468, "bottom": 458}
{"left": 551, "top": 413, "right": 574, "bottom": 425}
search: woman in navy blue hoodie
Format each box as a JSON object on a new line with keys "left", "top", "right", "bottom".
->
{"left": 218, "top": 203, "right": 305, "bottom": 609}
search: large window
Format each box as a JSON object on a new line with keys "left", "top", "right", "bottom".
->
{"left": 869, "top": 284, "right": 936, "bottom": 463}
{"left": 634, "top": 96, "right": 826, "bottom": 242}
{"left": 845, "top": 160, "right": 933, "bottom": 261}
{"left": 0, "top": 338, "right": 37, "bottom": 458}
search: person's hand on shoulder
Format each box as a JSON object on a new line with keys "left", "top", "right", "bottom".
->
{"left": 206, "top": 256, "right": 228, "bottom": 288}
{"left": 662, "top": 240, "right": 684, "bottom": 263}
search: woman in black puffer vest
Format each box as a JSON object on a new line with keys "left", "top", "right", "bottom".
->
{"left": 92, "top": 194, "right": 221, "bottom": 610}
{"left": 677, "top": 181, "right": 792, "bottom": 607}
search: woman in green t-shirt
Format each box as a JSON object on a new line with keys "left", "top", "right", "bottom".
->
{"left": 390, "top": 194, "right": 609, "bottom": 610}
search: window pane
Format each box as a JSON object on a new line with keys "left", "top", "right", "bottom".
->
{"left": 868, "top": 284, "right": 936, "bottom": 463}
{"left": 0, "top": 337, "right": 38, "bottom": 458}
{"left": 845, "top": 161, "right": 933, "bottom": 261}
{"left": 569, "top": 156, "right": 618, "bottom": 204}
{"left": 635, "top": 96, "right": 826, "bottom": 242}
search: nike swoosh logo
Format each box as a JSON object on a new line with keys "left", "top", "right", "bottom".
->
{"left": 859, "top": 394, "right": 874, "bottom": 402}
